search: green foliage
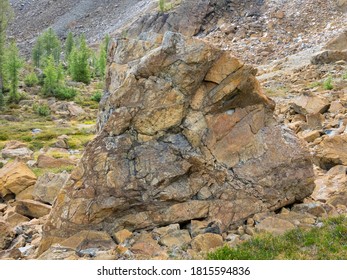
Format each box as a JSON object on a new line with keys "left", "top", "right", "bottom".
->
{"left": 92, "top": 42, "right": 107, "bottom": 78}
{"left": 0, "top": 132, "right": 8, "bottom": 140}
{"left": 33, "top": 103, "right": 51, "bottom": 116}
{"left": 323, "top": 76, "right": 334, "bottom": 90}
{"left": 53, "top": 86, "right": 77, "bottom": 100}
{"left": 0, "top": 91, "right": 4, "bottom": 108}
{"left": 104, "top": 34, "right": 110, "bottom": 53}
{"left": 208, "top": 216, "right": 347, "bottom": 260}
{"left": 159, "top": 0, "right": 165, "bottom": 11}
{"left": 91, "top": 91, "right": 102, "bottom": 102}
{"left": 24, "top": 71, "right": 39, "bottom": 87}
{"left": 0, "top": 0, "right": 14, "bottom": 95}
{"left": 32, "top": 36, "right": 44, "bottom": 68}
{"left": 43, "top": 55, "right": 77, "bottom": 100}
{"left": 43, "top": 55, "right": 64, "bottom": 95}
{"left": 343, "top": 72, "right": 347, "bottom": 80}
{"left": 21, "top": 135, "right": 32, "bottom": 142}
{"left": 65, "top": 31, "right": 74, "bottom": 60}
{"left": 32, "top": 28, "right": 61, "bottom": 68}
{"left": 32, "top": 165, "right": 75, "bottom": 177}
{"left": 69, "top": 35, "right": 91, "bottom": 84}
{"left": 4, "top": 40, "right": 23, "bottom": 104}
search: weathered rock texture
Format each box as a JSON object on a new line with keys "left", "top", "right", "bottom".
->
{"left": 41, "top": 32, "right": 314, "bottom": 252}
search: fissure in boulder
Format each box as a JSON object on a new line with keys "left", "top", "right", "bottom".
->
{"left": 39, "top": 31, "right": 315, "bottom": 253}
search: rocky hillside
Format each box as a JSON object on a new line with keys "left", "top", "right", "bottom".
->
{"left": 1, "top": 0, "right": 347, "bottom": 260}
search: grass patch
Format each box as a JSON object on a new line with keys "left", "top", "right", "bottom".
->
{"left": 343, "top": 72, "right": 347, "bottom": 80}
{"left": 32, "top": 165, "right": 75, "bottom": 177}
{"left": 208, "top": 216, "right": 347, "bottom": 260}
{"left": 308, "top": 81, "right": 322, "bottom": 88}
{"left": 323, "top": 76, "right": 334, "bottom": 90}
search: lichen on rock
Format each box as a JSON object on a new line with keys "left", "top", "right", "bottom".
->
{"left": 40, "top": 31, "right": 315, "bottom": 254}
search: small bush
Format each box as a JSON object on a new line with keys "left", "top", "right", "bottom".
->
{"left": 159, "top": 0, "right": 165, "bottom": 11}
{"left": 67, "top": 137, "right": 82, "bottom": 149}
{"left": 28, "top": 141, "right": 44, "bottom": 151}
{"left": 91, "top": 91, "right": 102, "bottom": 102}
{"left": 343, "top": 72, "right": 347, "bottom": 80}
{"left": 35, "top": 130, "right": 58, "bottom": 140}
{"left": 0, "top": 133, "right": 9, "bottom": 141}
{"left": 21, "top": 135, "right": 33, "bottom": 142}
{"left": 53, "top": 86, "right": 77, "bottom": 100}
{"left": 24, "top": 72, "right": 39, "bottom": 87}
{"left": 323, "top": 76, "right": 334, "bottom": 90}
{"left": 0, "top": 162, "right": 4, "bottom": 169}
{"left": 33, "top": 103, "right": 51, "bottom": 116}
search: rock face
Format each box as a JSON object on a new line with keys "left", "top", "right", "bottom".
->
{"left": 41, "top": 32, "right": 314, "bottom": 252}
{"left": 126, "top": 0, "right": 224, "bottom": 38}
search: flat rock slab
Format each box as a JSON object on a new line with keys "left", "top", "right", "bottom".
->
{"left": 15, "top": 199, "right": 51, "bottom": 219}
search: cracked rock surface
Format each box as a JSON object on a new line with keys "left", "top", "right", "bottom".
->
{"left": 40, "top": 31, "right": 315, "bottom": 254}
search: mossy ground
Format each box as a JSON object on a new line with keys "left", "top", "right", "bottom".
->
{"left": 208, "top": 216, "right": 347, "bottom": 260}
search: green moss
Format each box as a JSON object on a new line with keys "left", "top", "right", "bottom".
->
{"left": 0, "top": 133, "right": 9, "bottom": 141}
{"left": 32, "top": 165, "right": 75, "bottom": 177}
{"left": 208, "top": 216, "right": 347, "bottom": 260}
{"left": 323, "top": 76, "right": 334, "bottom": 90}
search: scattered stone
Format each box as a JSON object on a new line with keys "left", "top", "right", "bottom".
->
{"left": 255, "top": 217, "right": 295, "bottom": 235}
{"left": 14, "top": 199, "right": 51, "bottom": 219}
{"left": 59, "top": 230, "right": 115, "bottom": 253}
{"left": 188, "top": 220, "right": 209, "bottom": 238}
{"left": 1, "top": 141, "right": 33, "bottom": 160}
{"left": 33, "top": 172, "right": 69, "bottom": 204}
{"left": 290, "top": 93, "right": 330, "bottom": 115}
{"left": 291, "top": 203, "right": 327, "bottom": 217}
{"left": 38, "top": 246, "right": 79, "bottom": 260}
{"left": 300, "top": 130, "right": 321, "bottom": 143}
{"left": 314, "top": 134, "right": 347, "bottom": 169}
{"left": 50, "top": 102, "right": 86, "bottom": 119}
{"left": 191, "top": 233, "right": 224, "bottom": 252}
{"left": 0, "top": 221, "right": 15, "bottom": 250}
{"left": 4, "top": 211, "right": 30, "bottom": 228}
{"left": 113, "top": 229, "right": 132, "bottom": 244}
{"left": 329, "top": 101, "right": 345, "bottom": 113}
{"left": 314, "top": 165, "right": 347, "bottom": 206}
{"left": 311, "top": 50, "right": 347, "bottom": 64}
{"left": 0, "top": 161, "right": 37, "bottom": 198}
{"left": 159, "top": 229, "right": 191, "bottom": 248}
{"left": 36, "top": 154, "right": 75, "bottom": 169}
{"left": 131, "top": 233, "right": 162, "bottom": 257}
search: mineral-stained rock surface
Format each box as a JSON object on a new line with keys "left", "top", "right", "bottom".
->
{"left": 40, "top": 31, "right": 315, "bottom": 253}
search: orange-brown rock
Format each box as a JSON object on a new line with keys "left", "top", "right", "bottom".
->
{"left": 36, "top": 155, "right": 75, "bottom": 169}
{"left": 191, "top": 233, "right": 224, "bottom": 252}
{"left": 15, "top": 200, "right": 51, "bottom": 219}
{"left": 41, "top": 32, "right": 314, "bottom": 252}
{"left": 0, "top": 161, "right": 37, "bottom": 198}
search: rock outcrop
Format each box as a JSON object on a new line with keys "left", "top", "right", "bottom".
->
{"left": 40, "top": 32, "right": 315, "bottom": 253}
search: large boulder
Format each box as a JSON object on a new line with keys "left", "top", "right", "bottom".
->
{"left": 40, "top": 32, "right": 314, "bottom": 252}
